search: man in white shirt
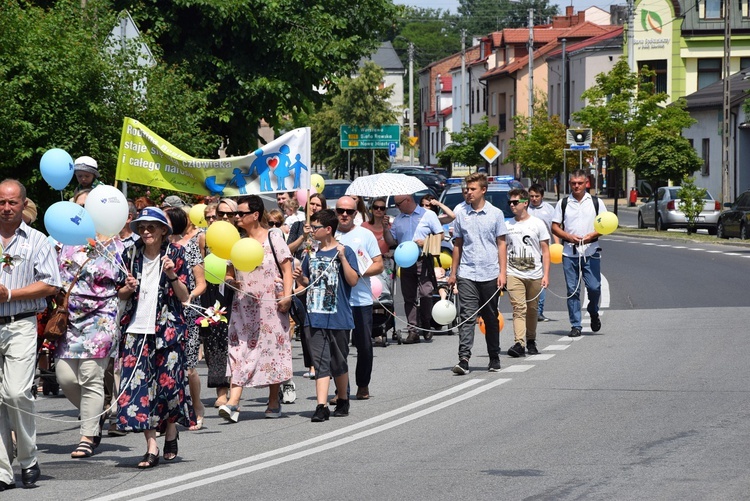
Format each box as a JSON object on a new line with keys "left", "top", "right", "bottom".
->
{"left": 551, "top": 169, "right": 607, "bottom": 338}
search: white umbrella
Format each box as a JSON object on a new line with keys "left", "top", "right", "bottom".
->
{"left": 345, "top": 173, "right": 428, "bottom": 198}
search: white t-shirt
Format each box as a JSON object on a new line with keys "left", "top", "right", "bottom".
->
{"left": 335, "top": 226, "right": 381, "bottom": 307}
{"left": 552, "top": 193, "right": 607, "bottom": 257}
{"left": 505, "top": 215, "right": 550, "bottom": 280}
{"left": 126, "top": 255, "right": 161, "bottom": 334}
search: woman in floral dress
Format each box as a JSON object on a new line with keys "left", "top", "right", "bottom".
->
{"left": 218, "top": 195, "right": 293, "bottom": 423}
{"left": 55, "top": 237, "right": 126, "bottom": 458}
{"left": 116, "top": 207, "right": 193, "bottom": 468}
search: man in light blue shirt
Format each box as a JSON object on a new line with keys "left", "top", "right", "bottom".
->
{"left": 335, "top": 196, "right": 383, "bottom": 400}
{"left": 448, "top": 173, "right": 507, "bottom": 374}
{"left": 383, "top": 195, "right": 443, "bottom": 344}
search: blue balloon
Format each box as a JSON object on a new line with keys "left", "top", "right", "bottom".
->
{"left": 44, "top": 201, "right": 96, "bottom": 245}
{"left": 40, "top": 148, "right": 74, "bottom": 190}
{"left": 394, "top": 241, "right": 420, "bottom": 268}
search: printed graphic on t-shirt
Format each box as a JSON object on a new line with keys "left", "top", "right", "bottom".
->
{"left": 308, "top": 255, "right": 340, "bottom": 314}
{"left": 508, "top": 235, "right": 537, "bottom": 272}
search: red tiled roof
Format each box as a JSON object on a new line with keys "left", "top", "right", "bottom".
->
{"left": 502, "top": 27, "right": 570, "bottom": 44}
{"left": 440, "top": 74, "right": 452, "bottom": 89}
{"left": 562, "top": 22, "right": 619, "bottom": 40}
{"left": 479, "top": 40, "right": 560, "bottom": 80}
{"left": 441, "top": 105, "right": 452, "bottom": 116}
{"left": 546, "top": 26, "right": 623, "bottom": 58}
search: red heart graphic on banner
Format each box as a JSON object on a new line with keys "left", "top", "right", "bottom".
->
{"left": 267, "top": 157, "right": 279, "bottom": 168}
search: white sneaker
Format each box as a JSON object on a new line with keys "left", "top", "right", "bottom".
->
{"left": 280, "top": 380, "right": 296, "bottom": 404}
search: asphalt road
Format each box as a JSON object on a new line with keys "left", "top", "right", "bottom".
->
{"left": 6, "top": 233, "right": 750, "bottom": 500}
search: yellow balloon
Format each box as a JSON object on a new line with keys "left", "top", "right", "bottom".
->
{"left": 311, "top": 174, "right": 325, "bottom": 194}
{"left": 396, "top": 266, "right": 400, "bottom": 278}
{"left": 206, "top": 221, "right": 240, "bottom": 259}
{"left": 189, "top": 203, "right": 208, "bottom": 228}
{"left": 549, "top": 243, "right": 563, "bottom": 264}
{"left": 434, "top": 252, "right": 452, "bottom": 270}
{"left": 594, "top": 212, "right": 618, "bottom": 235}
{"left": 204, "top": 253, "right": 227, "bottom": 284}
{"left": 230, "top": 238, "right": 265, "bottom": 272}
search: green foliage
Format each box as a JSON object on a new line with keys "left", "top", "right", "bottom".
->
{"left": 436, "top": 116, "right": 497, "bottom": 168}
{"left": 390, "top": 7, "right": 461, "bottom": 71}
{"left": 677, "top": 176, "right": 708, "bottom": 234}
{"left": 309, "top": 63, "right": 398, "bottom": 178}
{"left": 457, "top": 0, "right": 558, "bottom": 37}
{"left": 505, "top": 98, "right": 566, "bottom": 180}
{"left": 119, "top": 0, "right": 398, "bottom": 155}
{"left": 0, "top": 1, "right": 219, "bottom": 210}
{"left": 573, "top": 58, "right": 698, "bottom": 183}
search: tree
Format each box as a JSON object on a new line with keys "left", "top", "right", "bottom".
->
{"left": 436, "top": 117, "right": 497, "bottom": 170}
{"left": 117, "top": 0, "right": 398, "bottom": 155}
{"left": 677, "top": 176, "right": 708, "bottom": 234}
{"left": 0, "top": 1, "right": 218, "bottom": 212}
{"left": 458, "top": 0, "right": 558, "bottom": 37}
{"left": 573, "top": 57, "right": 698, "bottom": 211}
{"left": 390, "top": 7, "right": 461, "bottom": 72}
{"left": 309, "top": 63, "right": 399, "bottom": 178}
{"left": 505, "top": 99, "right": 566, "bottom": 180}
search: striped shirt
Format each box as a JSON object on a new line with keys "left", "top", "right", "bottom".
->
{"left": 0, "top": 221, "right": 62, "bottom": 316}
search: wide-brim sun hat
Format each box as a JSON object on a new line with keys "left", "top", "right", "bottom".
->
{"left": 130, "top": 207, "right": 173, "bottom": 236}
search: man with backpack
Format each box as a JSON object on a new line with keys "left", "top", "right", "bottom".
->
{"left": 551, "top": 170, "right": 607, "bottom": 338}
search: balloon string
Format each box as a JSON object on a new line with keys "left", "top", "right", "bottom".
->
{"left": 90, "top": 239, "right": 130, "bottom": 277}
{"left": 545, "top": 245, "right": 601, "bottom": 300}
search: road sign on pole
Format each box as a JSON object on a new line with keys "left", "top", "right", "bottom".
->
{"left": 340, "top": 125, "right": 401, "bottom": 149}
{"left": 389, "top": 142, "right": 397, "bottom": 157}
{"left": 479, "top": 143, "right": 501, "bottom": 164}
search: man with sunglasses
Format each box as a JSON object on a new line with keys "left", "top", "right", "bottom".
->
{"left": 383, "top": 194, "right": 443, "bottom": 344}
{"left": 551, "top": 169, "right": 607, "bottom": 338}
{"left": 448, "top": 172, "right": 507, "bottom": 374}
{"left": 334, "top": 196, "right": 383, "bottom": 401}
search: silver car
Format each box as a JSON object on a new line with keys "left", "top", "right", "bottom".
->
{"left": 637, "top": 186, "right": 721, "bottom": 234}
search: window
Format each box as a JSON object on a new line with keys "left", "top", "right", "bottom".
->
{"left": 701, "top": 138, "right": 710, "bottom": 176}
{"left": 741, "top": 57, "right": 750, "bottom": 70}
{"left": 700, "top": 0, "right": 723, "bottom": 18}
{"left": 698, "top": 58, "right": 722, "bottom": 90}
{"left": 491, "top": 92, "right": 497, "bottom": 116}
{"left": 482, "top": 88, "right": 486, "bottom": 112}
{"left": 639, "top": 60, "right": 668, "bottom": 94}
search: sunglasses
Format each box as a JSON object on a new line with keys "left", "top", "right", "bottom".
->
{"left": 268, "top": 221, "right": 283, "bottom": 228}
{"left": 234, "top": 211, "right": 255, "bottom": 218}
{"left": 217, "top": 210, "right": 235, "bottom": 217}
{"left": 372, "top": 205, "right": 386, "bottom": 211}
{"left": 310, "top": 224, "right": 325, "bottom": 230}
{"left": 508, "top": 199, "right": 528, "bottom": 206}
{"left": 137, "top": 223, "right": 161, "bottom": 233}
{"left": 336, "top": 208, "right": 356, "bottom": 216}
{"left": 205, "top": 214, "right": 217, "bottom": 221}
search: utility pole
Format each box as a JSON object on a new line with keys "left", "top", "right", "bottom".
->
{"left": 436, "top": 73, "right": 442, "bottom": 164}
{"left": 626, "top": 0, "right": 636, "bottom": 200}
{"left": 722, "top": 0, "right": 732, "bottom": 203}
{"left": 409, "top": 42, "right": 415, "bottom": 166}
{"left": 461, "top": 30, "right": 467, "bottom": 131}
{"left": 561, "top": 38, "right": 566, "bottom": 127}
{"left": 528, "top": 9, "right": 534, "bottom": 132}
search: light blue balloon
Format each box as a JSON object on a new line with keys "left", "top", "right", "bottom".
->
{"left": 40, "top": 148, "right": 74, "bottom": 190}
{"left": 394, "top": 241, "right": 420, "bottom": 268}
{"left": 44, "top": 201, "right": 96, "bottom": 245}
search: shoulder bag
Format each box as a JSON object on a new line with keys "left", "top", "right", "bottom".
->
{"left": 44, "top": 257, "right": 92, "bottom": 341}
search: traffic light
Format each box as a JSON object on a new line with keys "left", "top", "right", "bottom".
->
{"left": 566, "top": 128, "right": 592, "bottom": 147}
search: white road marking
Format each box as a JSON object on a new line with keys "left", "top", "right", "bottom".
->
{"left": 111, "top": 378, "right": 513, "bottom": 501}
{"left": 544, "top": 344, "right": 571, "bottom": 351}
{"left": 527, "top": 354, "right": 556, "bottom": 361}
{"left": 706, "top": 250, "right": 722, "bottom": 253}
{"left": 724, "top": 252, "right": 742, "bottom": 256}
{"left": 500, "top": 364, "right": 534, "bottom": 373}
{"left": 94, "top": 379, "right": 488, "bottom": 501}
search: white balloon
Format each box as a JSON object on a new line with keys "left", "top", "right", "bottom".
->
{"left": 431, "top": 299, "right": 457, "bottom": 325}
{"left": 85, "top": 185, "right": 129, "bottom": 237}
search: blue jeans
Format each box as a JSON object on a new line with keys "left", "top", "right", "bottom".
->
{"left": 537, "top": 287, "right": 546, "bottom": 316}
{"left": 562, "top": 253, "right": 601, "bottom": 329}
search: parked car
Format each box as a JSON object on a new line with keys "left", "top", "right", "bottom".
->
{"left": 717, "top": 190, "right": 750, "bottom": 239}
{"left": 321, "top": 179, "right": 352, "bottom": 208}
{"left": 637, "top": 186, "right": 721, "bottom": 234}
{"left": 385, "top": 169, "right": 446, "bottom": 196}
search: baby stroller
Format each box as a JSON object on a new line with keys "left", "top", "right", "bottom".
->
{"left": 33, "top": 309, "right": 59, "bottom": 397}
{"left": 372, "top": 265, "right": 397, "bottom": 346}
{"left": 430, "top": 249, "right": 458, "bottom": 335}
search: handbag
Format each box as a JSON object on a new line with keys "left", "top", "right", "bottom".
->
{"left": 44, "top": 257, "right": 92, "bottom": 341}
{"left": 267, "top": 233, "right": 306, "bottom": 326}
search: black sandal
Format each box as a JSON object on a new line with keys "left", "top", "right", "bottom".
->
{"left": 137, "top": 450, "right": 160, "bottom": 469}
{"left": 163, "top": 431, "right": 179, "bottom": 461}
{"left": 71, "top": 440, "right": 95, "bottom": 459}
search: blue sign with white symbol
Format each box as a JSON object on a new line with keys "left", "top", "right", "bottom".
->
{"left": 389, "top": 142, "right": 397, "bottom": 157}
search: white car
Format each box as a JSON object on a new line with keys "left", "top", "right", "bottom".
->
{"left": 637, "top": 186, "right": 720, "bottom": 234}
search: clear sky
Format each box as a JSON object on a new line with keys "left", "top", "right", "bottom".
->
{"left": 395, "top": 0, "right": 620, "bottom": 16}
